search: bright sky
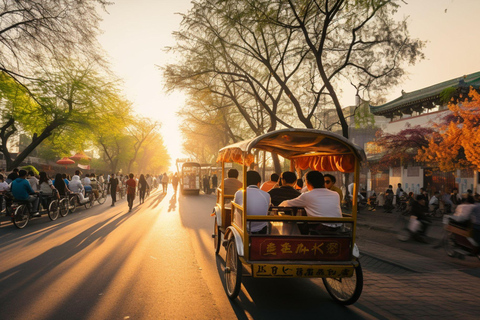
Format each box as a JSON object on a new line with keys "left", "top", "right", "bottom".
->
{"left": 98, "top": 0, "right": 480, "bottom": 168}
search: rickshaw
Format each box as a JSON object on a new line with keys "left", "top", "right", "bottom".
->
{"left": 212, "top": 129, "right": 366, "bottom": 304}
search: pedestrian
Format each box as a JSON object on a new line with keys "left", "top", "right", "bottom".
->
{"left": 161, "top": 172, "right": 169, "bottom": 193}
{"left": 0, "top": 174, "right": 9, "bottom": 213}
{"left": 108, "top": 173, "right": 119, "bottom": 206}
{"left": 172, "top": 173, "right": 179, "bottom": 194}
{"left": 138, "top": 174, "right": 149, "bottom": 204}
{"left": 203, "top": 175, "right": 210, "bottom": 194}
{"left": 126, "top": 173, "right": 136, "bottom": 211}
{"left": 211, "top": 174, "right": 218, "bottom": 192}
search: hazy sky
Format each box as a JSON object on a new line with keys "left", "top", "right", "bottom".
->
{"left": 98, "top": 0, "right": 480, "bottom": 164}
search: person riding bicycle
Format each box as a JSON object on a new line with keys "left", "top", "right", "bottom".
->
{"left": 89, "top": 173, "right": 100, "bottom": 199}
{"left": 69, "top": 175, "right": 89, "bottom": 204}
{"left": 38, "top": 172, "right": 58, "bottom": 210}
{"left": 11, "top": 169, "right": 40, "bottom": 216}
{"left": 410, "top": 195, "right": 431, "bottom": 243}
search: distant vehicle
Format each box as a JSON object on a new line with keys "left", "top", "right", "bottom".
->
{"left": 176, "top": 160, "right": 201, "bottom": 195}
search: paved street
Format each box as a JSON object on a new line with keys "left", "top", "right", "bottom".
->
{"left": 1, "top": 188, "right": 479, "bottom": 320}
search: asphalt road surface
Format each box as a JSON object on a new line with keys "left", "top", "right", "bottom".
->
{"left": 0, "top": 187, "right": 378, "bottom": 320}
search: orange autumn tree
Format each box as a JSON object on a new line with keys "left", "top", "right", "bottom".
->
{"left": 417, "top": 88, "right": 480, "bottom": 171}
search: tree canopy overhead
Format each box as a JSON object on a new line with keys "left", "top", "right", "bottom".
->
{"left": 164, "top": 0, "right": 424, "bottom": 164}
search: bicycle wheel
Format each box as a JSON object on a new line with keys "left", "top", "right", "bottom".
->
{"left": 434, "top": 209, "right": 444, "bottom": 218}
{"left": 13, "top": 204, "right": 29, "bottom": 229}
{"left": 69, "top": 196, "right": 77, "bottom": 213}
{"left": 323, "top": 262, "right": 363, "bottom": 305}
{"left": 97, "top": 189, "right": 106, "bottom": 205}
{"left": 59, "top": 198, "right": 69, "bottom": 217}
{"left": 225, "top": 238, "right": 242, "bottom": 299}
{"left": 84, "top": 193, "right": 94, "bottom": 209}
{"left": 48, "top": 200, "right": 59, "bottom": 221}
{"left": 443, "top": 232, "right": 456, "bottom": 257}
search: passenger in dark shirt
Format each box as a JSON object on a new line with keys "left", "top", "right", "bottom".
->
{"left": 268, "top": 171, "right": 301, "bottom": 206}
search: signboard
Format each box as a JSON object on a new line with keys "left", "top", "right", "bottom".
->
{"left": 249, "top": 237, "right": 351, "bottom": 261}
{"left": 252, "top": 264, "right": 354, "bottom": 278}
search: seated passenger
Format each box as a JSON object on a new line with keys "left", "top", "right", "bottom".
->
{"left": 233, "top": 171, "right": 271, "bottom": 234}
{"left": 223, "top": 169, "right": 243, "bottom": 208}
{"left": 260, "top": 173, "right": 279, "bottom": 192}
{"left": 279, "top": 171, "right": 342, "bottom": 230}
{"left": 69, "top": 175, "right": 88, "bottom": 204}
{"left": 11, "top": 169, "right": 40, "bottom": 215}
{"left": 268, "top": 171, "right": 300, "bottom": 206}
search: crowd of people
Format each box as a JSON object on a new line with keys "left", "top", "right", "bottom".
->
{"left": 0, "top": 168, "right": 177, "bottom": 216}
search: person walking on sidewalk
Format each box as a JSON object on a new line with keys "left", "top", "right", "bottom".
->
{"left": 126, "top": 173, "right": 136, "bottom": 211}
{"left": 108, "top": 173, "right": 119, "bottom": 206}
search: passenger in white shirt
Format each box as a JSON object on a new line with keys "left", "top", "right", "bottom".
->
{"left": 233, "top": 171, "right": 270, "bottom": 234}
{"left": 280, "top": 171, "right": 342, "bottom": 229}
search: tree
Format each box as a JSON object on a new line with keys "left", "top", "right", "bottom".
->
{"left": 126, "top": 119, "right": 160, "bottom": 174}
{"left": 371, "top": 125, "right": 435, "bottom": 173}
{"left": 0, "top": 0, "right": 109, "bottom": 82}
{"left": 417, "top": 88, "right": 480, "bottom": 171}
{"left": 0, "top": 62, "right": 120, "bottom": 170}
{"left": 165, "top": 0, "right": 424, "bottom": 144}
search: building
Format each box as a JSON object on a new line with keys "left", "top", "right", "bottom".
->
{"left": 368, "top": 71, "right": 480, "bottom": 196}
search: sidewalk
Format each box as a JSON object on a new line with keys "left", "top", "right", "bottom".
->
{"left": 356, "top": 207, "right": 445, "bottom": 241}
{"left": 354, "top": 209, "right": 480, "bottom": 319}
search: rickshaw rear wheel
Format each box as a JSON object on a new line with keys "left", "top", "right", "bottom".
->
{"left": 443, "top": 232, "right": 456, "bottom": 257}
{"left": 225, "top": 238, "right": 242, "bottom": 299}
{"left": 48, "top": 201, "right": 59, "bottom": 221}
{"left": 323, "top": 262, "right": 363, "bottom": 305}
{"left": 59, "top": 198, "right": 69, "bottom": 217}
{"left": 69, "top": 196, "right": 77, "bottom": 213}
{"left": 213, "top": 219, "right": 221, "bottom": 255}
{"left": 13, "top": 205, "right": 30, "bottom": 229}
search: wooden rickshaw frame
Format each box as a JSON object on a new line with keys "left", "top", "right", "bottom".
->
{"left": 213, "top": 128, "right": 366, "bottom": 304}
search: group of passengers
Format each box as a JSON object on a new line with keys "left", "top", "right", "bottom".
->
{"left": 0, "top": 169, "right": 105, "bottom": 216}
{"left": 223, "top": 168, "right": 342, "bottom": 235}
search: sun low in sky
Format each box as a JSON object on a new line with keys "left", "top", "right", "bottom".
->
{"left": 98, "top": 0, "right": 480, "bottom": 170}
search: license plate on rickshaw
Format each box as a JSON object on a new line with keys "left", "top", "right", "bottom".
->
{"left": 252, "top": 264, "right": 354, "bottom": 278}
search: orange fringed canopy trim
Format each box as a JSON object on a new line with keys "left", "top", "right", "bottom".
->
{"left": 294, "top": 154, "right": 356, "bottom": 173}
{"left": 217, "top": 148, "right": 255, "bottom": 166}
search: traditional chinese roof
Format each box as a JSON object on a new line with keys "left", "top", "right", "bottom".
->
{"left": 370, "top": 71, "right": 480, "bottom": 116}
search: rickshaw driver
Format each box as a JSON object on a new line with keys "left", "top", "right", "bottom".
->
{"left": 279, "top": 171, "right": 342, "bottom": 231}
{"left": 233, "top": 170, "right": 271, "bottom": 234}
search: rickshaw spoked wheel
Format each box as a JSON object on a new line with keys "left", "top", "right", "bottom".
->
{"left": 322, "top": 262, "right": 363, "bottom": 305}
{"left": 443, "top": 232, "right": 456, "bottom": 257}
{"left": 13, "top": 205, "right": 29, "bottom": 229}
{"left": 48, "top": 201, "right": 59, "bottom": 221}
{"left": 225, "top": 238, "right": 242, "bottom": 299}
{"left": 59, "top": 198, "right": 69, "bottom": 217}
{"left": 213, "top": 219, "right": 221, "bottom": 255}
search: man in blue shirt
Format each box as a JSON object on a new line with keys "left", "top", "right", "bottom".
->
{"left": 11, "top": 170, "right": 40, "bottom": 216}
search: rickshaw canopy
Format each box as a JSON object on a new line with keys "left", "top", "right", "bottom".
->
{"left": 217, "top": 129, "right": 366, "bottom": 173}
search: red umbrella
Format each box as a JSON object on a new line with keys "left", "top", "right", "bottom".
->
{"left": 69, "top": 152, "right": 91, "bottom": 161}
{"left": 56, "top": 157, "right": 75, "bottom": 169}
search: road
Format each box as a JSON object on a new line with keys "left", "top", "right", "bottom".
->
{"left": 1, "top": 187, "right": 479, "bottom": 320}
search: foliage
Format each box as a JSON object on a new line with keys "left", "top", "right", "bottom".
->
{"left": 164, "top": 0, "right": 425, "bottom": 148}
{"left": 417, "top": 88, "right": 480, "bottom": 171}
{"left": 371, "top": 125, "right": 435, "bottom": 173}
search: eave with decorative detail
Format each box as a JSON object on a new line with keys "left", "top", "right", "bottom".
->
{"left": 369, "top": 71, "right": 480, "bottom": 119}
